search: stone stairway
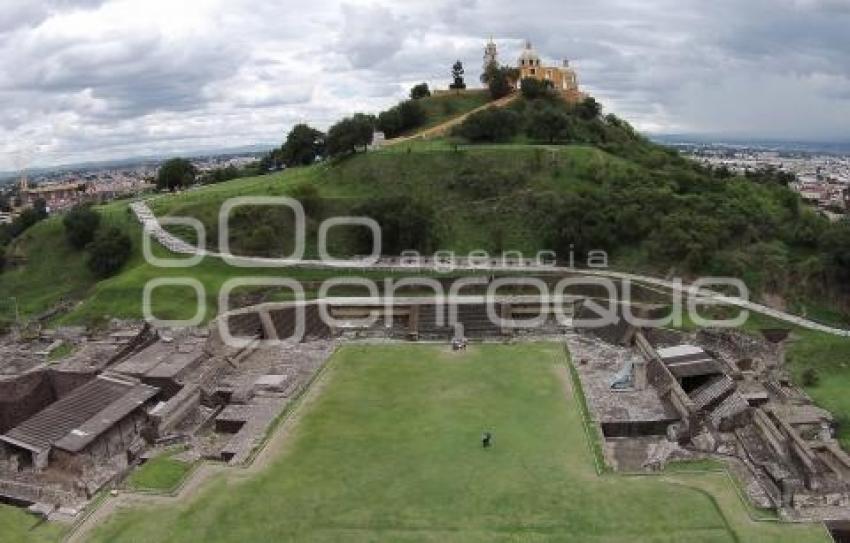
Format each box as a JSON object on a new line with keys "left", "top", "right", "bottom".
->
{"left": 690, "top": 374, "right": 736, "bottom": 412}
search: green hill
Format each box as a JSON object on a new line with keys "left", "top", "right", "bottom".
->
{"left": 2, "top": 93, "right": 849, "bottom": 326}
{"left": 151, "top": 97, "right": 848, "bottom": 316}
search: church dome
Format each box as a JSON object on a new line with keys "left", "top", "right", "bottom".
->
{"left": 518, "top": 40, "right": 541, "bottom": 67}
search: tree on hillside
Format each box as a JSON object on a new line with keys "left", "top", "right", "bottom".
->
{"left": 8, "top": 200, "right": 47, "bottom": 238}
{"left": 410, "top": 83, "right": 431, "bottom": 100}
{"left": 87, "top": 226, "right": 132, "bottom": 278}
{"left": 399, "top": 100, "right": 426, "bottom": 129}
{"left": 822, "top": 219, "right": 850, "bottom": 284}
{"left": 32, "top": 197, "right": 47, "bottom": 217}
{"left": 481, "top": 63, "right": 517, "bottom": 100}
{"left": 455, "top": 108, "right": 520, "bottom": 142}
{"left": 575, "top": 96, "right": 602, "bottom": 120}
{"left": 288, "top": 183, "right": 324, "bottom": 219}
{"left": 63, "top": 205, "right": 101, "bottom": 249}
{"left": 377, "top": 108, "right": 403, "bottom": 138}
{"left": 377, "top": 100, "right": 426, "bottom": 138}
{"left": 527, "top": 106, "right": 571, "bottom": 143}
{"left": 202, "top": 165, "right": 241, "bottom": 185}
{"left": 520, "top": 77, "right": 554, "bottom": 100}
{"left": 258, "top": 150, "right": 284, "bottom": 173}
{"left": 449, "top": 60, "right": 466, "bottom": 90}
{"left": 543, "top": 192, "right": 615, "bottom": 260}
{"left": 156, "top": 158, "right": 195, "bottom": 191}
{"left": 281, "top": 123, "right": 325, "bottom": 167}
{"left": 326, "top": 114, "right": 375, "bottom": 157}
{"left": 647, "top": 211, "right": 722, "bottom": 271}
{"left": 353, "top": 197, "right": 438, "bottom": 254}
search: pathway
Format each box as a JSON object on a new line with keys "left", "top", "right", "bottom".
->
{"left": 383, "top": 92, "right": 519, "bottom": 145}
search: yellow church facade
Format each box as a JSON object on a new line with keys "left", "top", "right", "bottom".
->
{"left": 485, "top": 38, "right": 585, "bottom": 103}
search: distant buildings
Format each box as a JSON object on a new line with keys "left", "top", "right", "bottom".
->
{"left": 0, "top": 152, "right": 258, "bottom": 218}
{"left": 683, "top": 144, "right": 850, "bottom": 218}
{"left": 19, "top": 176, "right": 87, "bottom": 210}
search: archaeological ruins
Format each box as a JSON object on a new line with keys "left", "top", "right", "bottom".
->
{"left": 1, "top": 273, "right": 849, "bottom": 535}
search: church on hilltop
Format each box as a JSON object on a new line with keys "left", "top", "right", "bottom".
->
{"left": 483, "top": 38, "right": 585, "bottom": 103}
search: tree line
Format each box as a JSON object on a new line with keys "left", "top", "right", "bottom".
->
{"left": 258, "top": 82, "right": 439, "bottom": 171}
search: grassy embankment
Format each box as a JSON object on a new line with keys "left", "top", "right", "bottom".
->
{"left": 125, "top": 448, "right": 193, "bottom": 492}
{"left": 0, "top": 505, "right": 66, "bottom": 543}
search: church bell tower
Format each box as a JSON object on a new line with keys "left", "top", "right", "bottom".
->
{"left": 483, "top": 36, "right": 498, "bottom": 72}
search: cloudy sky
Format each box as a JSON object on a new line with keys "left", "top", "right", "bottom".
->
{"left": 2, "top": 0, "right": 850, "bottom": 170}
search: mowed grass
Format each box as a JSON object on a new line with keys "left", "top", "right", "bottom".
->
{"left": 0, "top": 505, "right": 66, "bottom": 542}
{"left": 126, "top": 453, "right": 192, "bottom": 492}
{"left": 87, "top": 343, "right": 826, "bottom": 542}
{"left": 786, "top": 329, "right": 850, "bottom": 449}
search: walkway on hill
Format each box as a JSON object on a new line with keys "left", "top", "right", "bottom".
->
{"left": 384, "top": 92, "right": 518, "bottom": 146}
{"left": 128, "top": 200, "right": 850, "bottom": 338}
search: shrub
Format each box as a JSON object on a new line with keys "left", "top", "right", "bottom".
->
{"left": 575, "top": 97, "right": 602, "bottom": 120}
{"left": 288, "top": 183, "right": 324, "bottom": 219}
{"left": 455, "top": 108, "right": 520, "bottom": 142}
{"left": 7, "top": 201, "right": 48, "bottom": 239}
{"left": 87, "top": 226, "right": 132, "bottom": 278}
{"left": 201, "top": 165, "right": 241, "bottom": 185}
{"left": 520, "top": 77, "right": 554, "bottom": 100}
{"left": 63, "top": 205, "right": 101, "bottom": 249}
{"left": 353, "top": 197, "right": 438, "bottom": 255}
{"left": 410, "top": 83, "right": 431, "bottom": 100}
{"left": 527, "top": 105, "right": 571, "bottom": 143}
{"left": 482, "top": 64, "right": 518, "bottom": 100}
{"left": 801, "top": 368, "right": 820, "bottom": 387}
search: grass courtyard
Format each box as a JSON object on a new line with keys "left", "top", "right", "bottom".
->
{"left": 85, "top": 343, "right": 827, "bottom": 542}
{"left": 0, "top": 504, "right": 66, "bottom": 542}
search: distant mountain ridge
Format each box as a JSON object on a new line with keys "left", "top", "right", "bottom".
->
{"left": 651, "top": 134, "right": 850, "bottom": 155}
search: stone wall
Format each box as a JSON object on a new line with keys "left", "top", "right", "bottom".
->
{"left": 0, "top": 371, "right": 54, "bottom": 433}
{"left": 48, "top": 369, "right": 95, "bottom": 398}
{"left": 52, "top": 410, "right": 147, "bottom": 474}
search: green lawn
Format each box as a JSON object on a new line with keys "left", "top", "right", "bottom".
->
{"left": 786, "top": 329, "right": 850, "bottom": 449}
{"left": 0, "top": 505, "right": 66, "bottom": 543}
{"left": 47, "top": 341, "right": 74, "bottom": 362}
{"left": 86, "top": 343, "right": 826, "bottom": 542}
{"left": 126, "top": 450, "right": 192, "bottom": 492}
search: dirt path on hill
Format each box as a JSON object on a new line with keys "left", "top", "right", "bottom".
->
{"left": 64, "top": 362, "right": 336, "bottom": 543}
{"left": 384, "top": 92, "right": 518, "bottom": 145}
